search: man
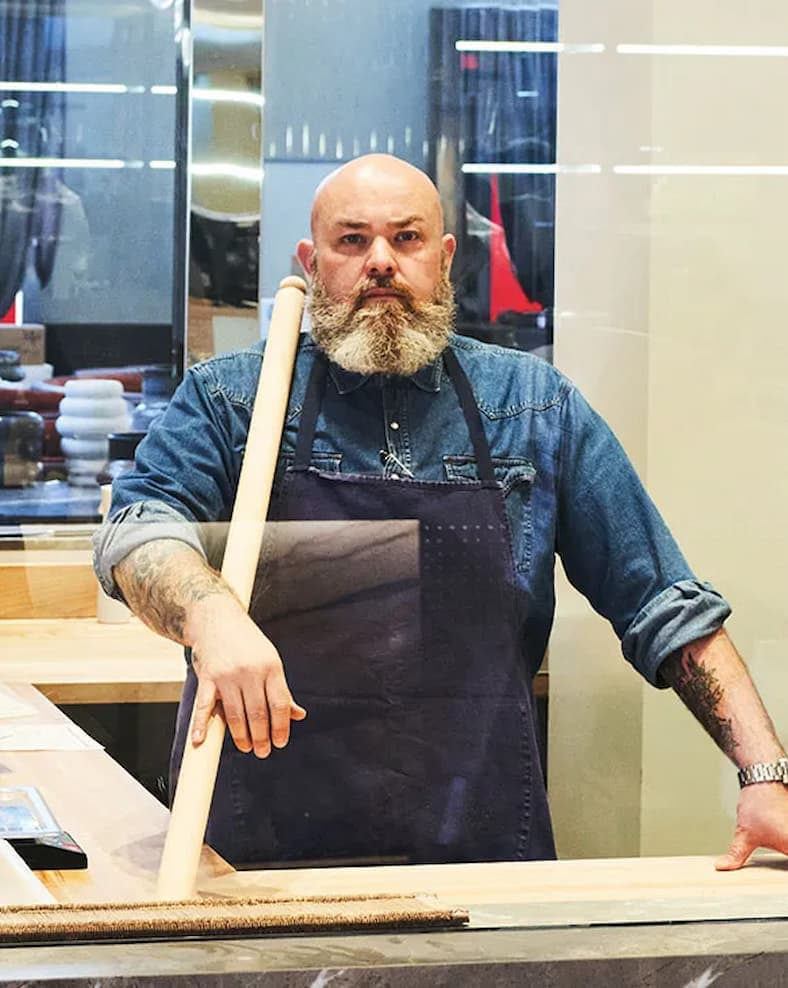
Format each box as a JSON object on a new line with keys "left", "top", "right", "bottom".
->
{"left": 95, "top": 154, "right": 787, "bottom": 869}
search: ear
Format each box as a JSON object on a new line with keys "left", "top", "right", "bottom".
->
{"left": 296, "top": 239, "right": 316, "bottom": 276}
{"left": 441, "top": 233, "right": 457, "bottom": 271}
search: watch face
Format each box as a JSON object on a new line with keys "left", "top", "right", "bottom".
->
{"left": 0, "top": 787, "right": 60, "bottom": 838}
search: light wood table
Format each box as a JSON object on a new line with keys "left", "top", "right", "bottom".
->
{"left": 201, "top": 850, "right": 788, "bottom": 929}
{"left": 0, "top": 617, "right": 547, "bottom": 704}
{"left": 0, "top": 684, "right": 230, "bottom": 902}
{"left": 1, "top": 685, "right": 787, "bottom": 987}
{"left": 0, "top": 618, "right": 186, "bottom": 704}
{"left": 6, "top": 681, "right": 784, "bottom": 928}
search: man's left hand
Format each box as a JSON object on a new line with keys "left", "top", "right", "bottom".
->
{"left": 715, "top": 783, "right": 788, "bottom": 870}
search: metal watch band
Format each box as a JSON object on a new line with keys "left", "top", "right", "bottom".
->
{"left": 737, "top": 758, "right": 788, "bottom": 788}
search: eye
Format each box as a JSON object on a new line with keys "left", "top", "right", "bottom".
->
{"left": 395, "top": 230, "right": 420, "bottom": 243}
{"left": 339, "top": 233, "right": 365, "bottom": 245}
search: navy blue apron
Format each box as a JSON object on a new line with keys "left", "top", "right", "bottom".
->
{"left": 171, "top": 349, "right": 555, "bottom": 866}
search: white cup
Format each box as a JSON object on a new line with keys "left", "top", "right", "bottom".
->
{"left": 95, "top": 484, "right": 130, "bottom": 624}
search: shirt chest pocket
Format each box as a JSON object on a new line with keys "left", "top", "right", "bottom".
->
{"left": 442, "top": 455, "right": 536, "bottom": 574}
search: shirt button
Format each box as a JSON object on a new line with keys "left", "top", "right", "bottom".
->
{"left": 390, "top": 421, "right": 400, "bottom": 430}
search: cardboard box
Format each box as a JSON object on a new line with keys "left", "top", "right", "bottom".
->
{"left": 0, "top": 324, "right": 45, "bottom": 365}
{"left": 187, "top": 301, "right": 260, "bottom": 364}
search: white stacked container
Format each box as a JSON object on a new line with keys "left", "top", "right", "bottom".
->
{"left": 55, "top": 379, "right": 130, "bottom": 486}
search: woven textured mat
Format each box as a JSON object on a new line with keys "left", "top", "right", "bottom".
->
{"left": 0, "top": 893, "right": 468, "bottom": 943}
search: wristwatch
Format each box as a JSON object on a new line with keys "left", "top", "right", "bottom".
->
{"left": 737, "top": 758, "right": 788, "bottom": 788}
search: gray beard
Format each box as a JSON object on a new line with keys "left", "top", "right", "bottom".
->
{"left": 308, "top": 270, "right": 456, "bottom": 377}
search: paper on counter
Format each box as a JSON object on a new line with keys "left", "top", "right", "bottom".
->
{"left": 0, "top": 722, "right": 103, "bottom": 751}
{"left": 0, "top": 686, "right": 37, "bottom": 721}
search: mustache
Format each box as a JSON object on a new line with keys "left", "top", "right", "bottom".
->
{"left": 352, "top": 276, "right": 416, "bottom": 310}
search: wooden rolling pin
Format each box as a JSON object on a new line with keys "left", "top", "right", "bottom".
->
{"left": 156, "top": 276, "right": 307, "bottom": 900}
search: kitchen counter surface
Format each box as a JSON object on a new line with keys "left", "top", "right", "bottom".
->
{"left": 1, "top": 686, "right": 786, "bottom": 986}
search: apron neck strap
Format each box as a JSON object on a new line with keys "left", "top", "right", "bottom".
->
{"left": 293, "top": 347, "right": 496, "bottom": 483}
{"left": 442, "top": 348, "right": 496, "bottom": 484}
{"left": 293, "top": 350, "right": 329, "bottom": 470}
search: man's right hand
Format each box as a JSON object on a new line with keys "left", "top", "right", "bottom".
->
{"left": 187, "top": 595, "right": 306, "bottom": 758}
{"left": 113, "top": 540, "right": 306, "bottom": 758}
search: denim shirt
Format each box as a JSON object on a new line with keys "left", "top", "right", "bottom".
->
{"left": 93, "top": 333, "right": 730, "bottom": 686}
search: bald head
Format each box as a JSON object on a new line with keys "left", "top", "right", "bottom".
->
{"left": 310, "top": 154, "right": 445, "bottom": 239}
{"left": 295, "top": 154, "right": 455, "bottom": 305}
{"left": 295, "top": 155, "right": 457, "bottom": 376}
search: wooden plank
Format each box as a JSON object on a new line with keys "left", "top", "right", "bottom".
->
{"left": 0, "top": 550, "right": 96, "bottom": 619}
{"left": 0, "top": 618, "right": 545, "bottom": 705}
{"left": 200, "top": 853, "right": 788, "bottom": 927}
{"left": 35, "top": 681, "right": 183, "bottom": 705}
{"left": 0, "top": 685, "right": 232, "bottom": 902}
{"left": 0, "top": 619, "right": 185, "bottom": 704}
{"left": 1, "top": 687, "right": 783, "bottom": 931}
{"left": 201, "top": 853, "right": 788, "bottom": 906}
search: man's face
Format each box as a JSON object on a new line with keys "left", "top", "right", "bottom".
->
{"left": 305, "top": 160, "right": 453, "bottom": 302}
{"left": 296, "top": 159, "right": 457, "bottom": 376}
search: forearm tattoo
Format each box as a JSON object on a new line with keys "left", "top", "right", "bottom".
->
{"left": 660, "top": 647, "right": 739, "bottom": 760}
{"left": 114, "top": 541, "right": 230, "bottom": 643}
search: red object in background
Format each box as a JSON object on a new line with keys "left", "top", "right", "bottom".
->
{"left": 488, "top": 175, "right": 543, "bottom": 321}
{"left": 460, "top": 53, "right": 480, "bottom": 70}
{"left": 1, "top": 299, "right": 18, "bottom": 324}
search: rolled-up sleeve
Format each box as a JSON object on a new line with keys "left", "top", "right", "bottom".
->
{"left": 92, "top": 359, "right": 245, "bottom": 602}
{"left": 92, "top": 500, "right": 206, "bottom": 601}
{"left": 621, "top": 578, "right": 732, "bottom": 687}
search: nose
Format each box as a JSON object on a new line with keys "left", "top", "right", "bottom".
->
{"left": 364, "top": 236, "right": 398, "bottom": 278}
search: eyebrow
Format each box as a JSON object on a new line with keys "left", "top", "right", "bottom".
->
{"left": 333, "top": 214, "right": 425, "bottom": 230}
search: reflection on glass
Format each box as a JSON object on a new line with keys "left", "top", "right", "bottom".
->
{"left": 186, "top": 0, "right": 263, "bottom": 365}
{"left": 260, "top": 2, "right": 559, "bottom": 361}
{"left": 0, "top": 1, "right": 181, "bottom": 525}
{"left": 0, "top": 3, "right": 179, "bottom": 326}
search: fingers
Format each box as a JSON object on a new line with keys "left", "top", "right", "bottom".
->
{"left": 266, "top": 674, "right": 298, "bottom": 751}
{"left": 222, "top": 683, "right": 254, "bottom": 754}
{"left": 191, "top": 677, "right": 217, "bottom": 746}
{"left": 197, "top": 678, "right": 306, "bottom": 757}
{"left": 715, "top": 828, "right": 756, "bottom": 871}
{"left": 247, "top": 669, "right": 307, "bottom": 756}
{"left": 190, "top": 632, "right": 306, "bottom": 757}
{"left": 242, "top": 672, "right": 273, "bottom": 758}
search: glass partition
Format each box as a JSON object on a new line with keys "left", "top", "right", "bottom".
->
{"left": 0, "top": 0, "right": 184, "bottom": 526}
{"left": 550, "top": 0, "right": 788, "bottom": 860}
{"left": 261, "top": 0, "right": 557, "bottom": 358}
{"left": 185, "top": 0, "right": 263, "bottom": 366}
{"left": 1, "top": 0, "right": 787, "bottom": 941}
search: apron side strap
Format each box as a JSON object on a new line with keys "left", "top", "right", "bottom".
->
{"left": 443, "top": 348, "right": 496, "bottom": 484}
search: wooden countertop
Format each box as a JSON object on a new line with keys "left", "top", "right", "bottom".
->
{"left": 0, "top": 683, "right": 785, "bottom": 931}
{"left": 0, "top": 684, "right": 231, "bottom": 902}
{"left": 200, "top": 852, "right": 788, "bottom": 928}
{"left": 0, "top": 618, "right": 547, "bottom": 703}
{"left": 0, "top": 619, "right": 186, "bottom": 703}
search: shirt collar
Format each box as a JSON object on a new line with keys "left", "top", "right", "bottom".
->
{"left": 325, "top": 352, "right": 444, "bottom": 395}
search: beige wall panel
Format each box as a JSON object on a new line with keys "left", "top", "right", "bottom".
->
{"left": 539, "top": 0, "right": 788, "bottom": 858}
{"left": 640, "top": 5, "right": 788, "bottom": 854}
{"left": 549, "top": 563, "right": 644, "bottom": 859}
{"left": 648, "top": 0, "right": 788, "bottom": 44}
{"left": 549, "top": 0, "right": 653, "bottom": 857}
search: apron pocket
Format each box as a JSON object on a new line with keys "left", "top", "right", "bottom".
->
{"left": 442, "top": 454, "right": 535, "bottom": 573}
